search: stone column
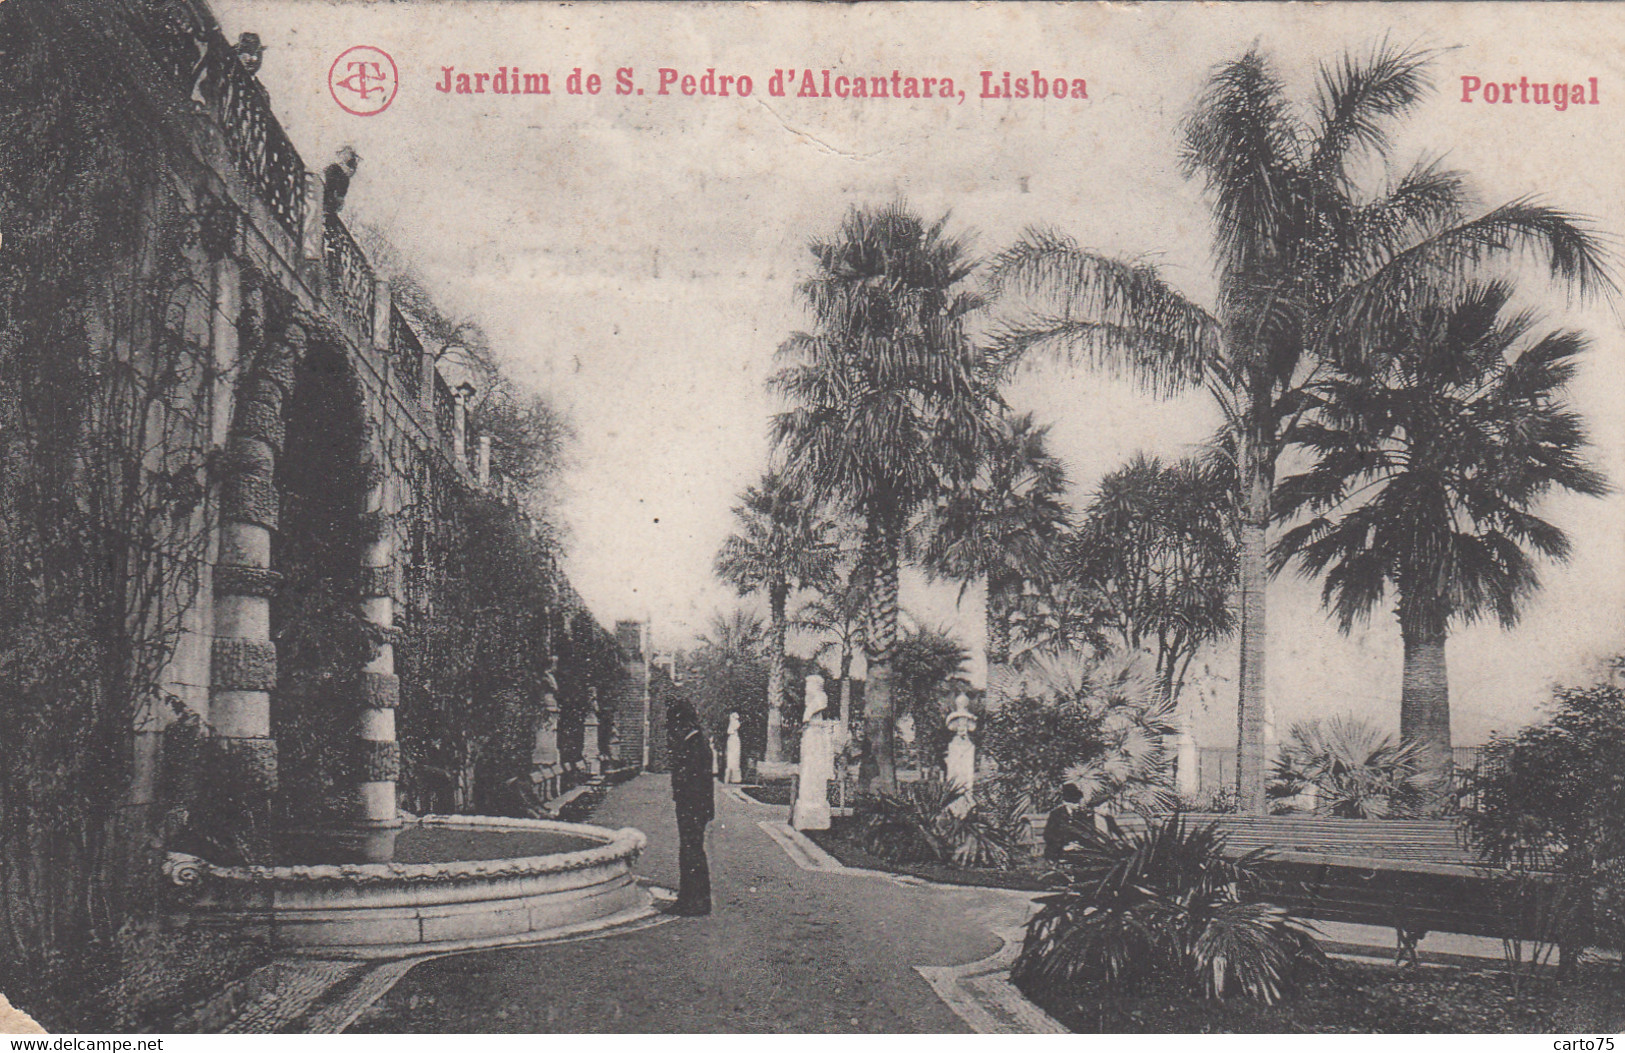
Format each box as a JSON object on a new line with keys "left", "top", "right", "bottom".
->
{"left": 209, "top": 313, "right": 298, "bottom": 806}
{"left": 354, "top": 471, "right": 401, "bottom": 841}
{"left": 477, "top": 435, "right": 492, "bottom": 486}
{"left": 613, "top": 620, "right": 651, "bottom": 769}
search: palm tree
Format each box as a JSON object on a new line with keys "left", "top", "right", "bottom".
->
{"left": 772, "top": 202, "right": 1001, "bottom": 793}
{"left": 1068, "top": 454, "right": 1237, "bottom": 708}
{"left": 919, "top": 412, "right": 1072, "bottom": 710}
{"left": 1271, "top": 716, "right": 1430, "bottom": 818}
{"left": 690, "top": 608, "right": 769, "bottom": 757}
{"left": 990, "top": 45, "right": 1610, "bottom": 812}
{"left": 1271, "top": 283, "right": 1607, "bottom": 778}
{"left": 1023, "top": 650, "right": 1180, "bottom": 815}
{"left": 791, "top": 568, "right": 867, "bottom": 727}
{"left": 715, "top": 472, "right": 838, "bottom": 762}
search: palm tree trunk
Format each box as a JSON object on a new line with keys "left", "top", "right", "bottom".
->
{"left": 765, "top": 581, "right": 789, "bottom": 763}
{"left": 838, "top": 647, "right": 852, "bottom": 727}
{"left": 984, "top": 576, "right": 1013, "bottom": 710}
{"left": 1399, "top": 594, "right": 1452, "bottom": 783}
{"left": 1235, "top": 431, "right": 1270, "bottom": 815}
{"left": 862, "top": 524, "right": 900, "bottom": 794}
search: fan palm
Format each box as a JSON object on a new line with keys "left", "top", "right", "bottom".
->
{"left": 791, "top": 567, "right": 867, "bottom": 726}
{"left": 771, "top": 202, "right": 1002, "bottom": 792}
{"left": 1271, "top": 716, "right": 1431, "bottom": 818}
{"left": 919, "top": 411, "right": 1072, "bottom": 709}
{"left": 1026, "top": 651, "right": 1180, "bottom": 816}
{"left": 1271, "top": 284, "right": 1607, "bottom": 777}
{"left": 991, "top": 44, "right": 1610, "bottom": 812}
{"left": 715, "top": 471, "right": 838, "bottom": 762}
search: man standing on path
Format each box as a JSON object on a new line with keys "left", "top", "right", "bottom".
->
{"left": 667, "top": 699, "right": 714, "bottom": 915}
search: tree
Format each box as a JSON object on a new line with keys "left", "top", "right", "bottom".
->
{"left": 1272, "top": 283, "right": 1607, "bottom": 776}
{"left": 715, "top": 472, "right": 838, "bottom": 762}
{"left": 791, "top": 566, "right": 867, "bottom": 726}
{"left": 891, "top": 622, "right": 973, "bottom": 758}
{"left": 991, "top": 45, "right": 1610, "bottom": 811}
{"left": 772, "top": 202, "right": 1001, "bottom": 792}
{"left": 467, "top": 383, "right": 574, "bottom": 526}
{"left": 1068, "top": 454, "right": 1236, "bottom": 709}
{"left": 687, "top": 609, "right": 770, "bottom": 762}
{"left": 919, "top": 412, "right": 1072, "bottom": 709}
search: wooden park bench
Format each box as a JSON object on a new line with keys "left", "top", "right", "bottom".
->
{"left": 1023, "top": 811, "right": 1546, "bottom": 965}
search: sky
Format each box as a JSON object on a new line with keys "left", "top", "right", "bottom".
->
{"left": 212, "top": 0, "right": 1625, "bottom": 749}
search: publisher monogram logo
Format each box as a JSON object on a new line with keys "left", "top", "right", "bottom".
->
{"left": 329, "top": 45, "right": 398, "bottom": 116}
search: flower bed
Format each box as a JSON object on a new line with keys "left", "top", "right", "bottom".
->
{"left": 804, "top": 818, "right": 1051, "bottom": 891}
{"left": 739, "top": 782, "right": 794, "bottom": 806}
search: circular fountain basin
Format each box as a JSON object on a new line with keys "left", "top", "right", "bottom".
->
{"left": 166, "top": 815, "right": 650, "bottom": 957}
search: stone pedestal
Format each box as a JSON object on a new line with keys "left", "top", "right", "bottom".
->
{"left": 584, "top": 709, "right": 602, "bottom": 777}
{"left": 793, "top": 677, "right": 838, "bottom": 830}
{"left": 944, "top": 694, "right": 977, "bottom": 817}
{"left": 792, "top": 720, "right": 835, "bottom": 830}
{"left": 724, "top": 712, "right": 743, "bottom": 784}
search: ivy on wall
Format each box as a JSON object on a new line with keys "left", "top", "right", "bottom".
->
{"left": 0, "top": 2, "right": 221, "bottom": 1024}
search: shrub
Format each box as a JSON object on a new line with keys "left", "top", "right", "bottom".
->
{"left": 984, "top": 652, "right": 1177, "bottom": 813}
{"left": 1011, "top": 814, "right": 1323, "bottom": 1009}
{"left": 1462, "top": 679, "right": 1625, "bottom": 976}
{"left": 851, "top": 777, "right": 1028, "bottom": 869}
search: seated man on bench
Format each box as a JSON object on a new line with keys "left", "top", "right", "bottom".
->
{"left": 1044, "top": 782, "right": 1093, "bottom": 863}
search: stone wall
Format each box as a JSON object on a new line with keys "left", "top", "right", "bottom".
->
{"left": 612, "top": 620, "right": 651, "bottom": 770}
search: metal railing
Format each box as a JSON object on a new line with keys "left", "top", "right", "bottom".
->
{"left": 111, "top": 1, "right": 481, "bottom": 461}
{"left": 117, "top": 0, "right": 306, "bottom": 239}
{"left": 433, "top": 372, "right": 457, "bottom": 446}
{"left": 324, "top": 213, "right": 376, "bottom": 346}
{"left": 389, "top": 305, "right": 424, "bottom": 399}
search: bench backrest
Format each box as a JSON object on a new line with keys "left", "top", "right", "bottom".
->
{"left": 1021, "top": 811, "right": 1476, "bottom": 867}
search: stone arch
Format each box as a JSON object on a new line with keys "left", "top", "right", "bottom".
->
{"left": 208, "top": 277, "right": 401, "bottom": 862}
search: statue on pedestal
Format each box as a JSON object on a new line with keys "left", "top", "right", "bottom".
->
{"left": 724, "top": 711, "right": 743, "bottom": 784}
{"left": 945, "top": 693, "right": 978, "bottom": 817}
{"left": 583, "top": 686, "right": 602, "bottom": 776}
{"left": 793, "top": 675, "right": 846, "bottom": 830}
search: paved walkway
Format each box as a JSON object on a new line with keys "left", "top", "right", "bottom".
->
{"left": 348, "top": 774, "right": 1040, "bottom": 1033}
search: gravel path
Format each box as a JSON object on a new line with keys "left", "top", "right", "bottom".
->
{"left": 350, "top": 774, "right": 1037, "bottom": 1033}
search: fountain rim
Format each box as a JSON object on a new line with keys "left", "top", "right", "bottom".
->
{"left": 163, "top": 814, "right": 647, "bottom": 889}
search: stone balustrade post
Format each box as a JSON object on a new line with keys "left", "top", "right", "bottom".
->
{"left": 301, "top": 171, "right": 326, "bottom": 296}
{"left": 452, "top": 381, "right": 475, "bottom": 471}
{"left": 477, "top": 435, "right": 491, "bottom": 486}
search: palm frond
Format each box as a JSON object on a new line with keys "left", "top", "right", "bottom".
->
{"left": 989, "top": 228, "right": 1221, "bottom": 398}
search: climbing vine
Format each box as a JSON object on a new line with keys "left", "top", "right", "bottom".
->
{"left": 0, "top": 2, "right": 223, "bottom": 1024}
